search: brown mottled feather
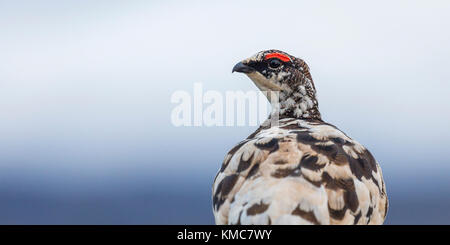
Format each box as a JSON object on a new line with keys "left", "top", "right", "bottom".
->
{"left": 212, "top": 118, "right": 388, "bottom": 225}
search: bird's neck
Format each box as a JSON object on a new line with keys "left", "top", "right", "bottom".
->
{"left": 266, "top": 87, "right": 321, "bottom": 121}
{"left": 280, "top": 94, "right": 321, "bottom": 120}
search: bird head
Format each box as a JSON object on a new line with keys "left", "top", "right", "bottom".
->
{"left": 232, "top": 50, "right": 321, "bottom": 120}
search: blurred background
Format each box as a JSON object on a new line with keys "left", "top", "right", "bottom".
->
{"left": 1, "top": 0, "right": 450, "bottom": 224}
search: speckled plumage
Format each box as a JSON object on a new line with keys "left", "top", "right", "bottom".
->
{"left": 212, "top": 50, "right": 388, "bottom": 225}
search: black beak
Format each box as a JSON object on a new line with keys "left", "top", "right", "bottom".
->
{"left": 232, "top": 62, "right": 255, "bottom": 74}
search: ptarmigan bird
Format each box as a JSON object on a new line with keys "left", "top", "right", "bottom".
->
{"left": 212, "top": 50, "right": 388, "bottom": 225}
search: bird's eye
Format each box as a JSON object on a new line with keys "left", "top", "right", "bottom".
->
{"left": 268, "top": 59, "right": 282, "bottom": 69}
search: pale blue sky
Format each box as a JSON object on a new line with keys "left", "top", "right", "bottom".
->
{"left": 1, "top": 0, "right": 449, "bottom": 172}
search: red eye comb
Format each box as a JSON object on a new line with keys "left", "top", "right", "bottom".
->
{"left": 264, "top": 52, "right": 291, "bottom": 62}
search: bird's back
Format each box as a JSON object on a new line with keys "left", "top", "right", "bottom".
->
{"left": 212, "top": 118, "right": 388, "bottom": 225}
